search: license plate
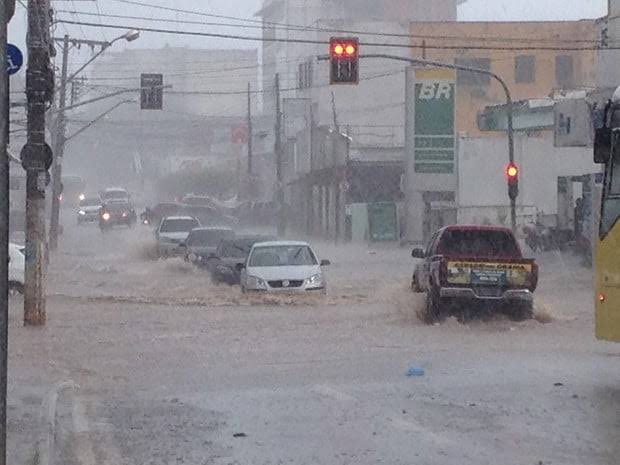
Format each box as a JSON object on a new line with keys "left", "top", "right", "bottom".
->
{"left": 471, "top": 269, "right": 506, "bottom": 285}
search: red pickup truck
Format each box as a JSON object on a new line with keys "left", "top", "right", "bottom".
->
{"left": 411, "top": 225, "right": 538, "bottom": 322}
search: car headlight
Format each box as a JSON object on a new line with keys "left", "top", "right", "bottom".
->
{"left": 122, "top": 212, "right": 128, "bottom": 218}
{"left": 102, "top": 212, "right": 111, "bottom": 221}
{"left": 78, "top": 210, "right": 86, "bottom": 216}
{"left": 305, "top": 273, "right": 324, "bottom": 287}
{"left": 247, "top": 275, "right": 267, "bottom": 290}
{"left": 78, "top": 193, "right": 86, "bottom": 201}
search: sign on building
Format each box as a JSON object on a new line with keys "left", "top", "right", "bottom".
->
{"left": 554, "top": 98, "right": 593, "bottom": 147}
{"left": 140, "top": 73, "right": 164, "bottom": 110}
{"left": 414, "top": 69, "right": 456, "bottom": 174}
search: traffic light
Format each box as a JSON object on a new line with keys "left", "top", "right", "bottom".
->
{"left": 330, "top": 37, "right": 359, "bottom": 85}
{"left": 506, "top": 162, "right": 519, "bottom": 200}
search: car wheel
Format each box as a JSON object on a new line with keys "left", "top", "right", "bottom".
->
{"left": 425, "top": 287, "right": 446, "bottom": 324}
{"left": 509, "top": 301, "right": 534, "bottom": 322}
{"left": 411, "top": 273, "right": 423, "bottom": 293}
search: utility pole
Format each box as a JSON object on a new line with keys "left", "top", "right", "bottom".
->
{"left": 22, "top": 0, "right": 53, "bottom": 326}
{"left": 274, "top": 74, "right": 285, "bottom": 237}
{"left": 247, "top": 82, "right": 253, "bottom": 176}
{"left": 0, "top": 3, "right": 11, "bottom": 463}
{"left": 49, "top": 35, "right": 69, "bottom": 252}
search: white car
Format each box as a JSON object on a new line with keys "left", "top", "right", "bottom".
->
{"left": 240, "top": 241, "right": 330, "bottom": 293}
{"left": 9, "top": 243, "right": 25, "bottom": 294}
{"left": 156, "top": 216, "right": 201, "bottom": 258}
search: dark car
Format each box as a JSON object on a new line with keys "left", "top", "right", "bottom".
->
{"left": 146, "top": 202, "right": 183, "bottom": 226}
{"left": 207, "top": 235, "right": 277, "bottom": 284}
{"left": 182, "top": 227, "right": 235, "bottom": 265}
{"left": 99, "top": 200, "right": 137, "bottom": 231}
{"left": 181, "top": 205, "right": 238, "bottom": 228}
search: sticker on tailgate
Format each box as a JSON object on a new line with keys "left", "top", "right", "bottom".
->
{"left": 447, "top": 261, "right": 532, "bottom": 286}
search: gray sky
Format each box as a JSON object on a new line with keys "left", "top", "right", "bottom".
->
{"left": 6, "top": 0, "right": 609, "bottom": 73}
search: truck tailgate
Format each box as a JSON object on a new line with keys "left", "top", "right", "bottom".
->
{"left": 446, "top": 260, "right": 535, "bottom": 287}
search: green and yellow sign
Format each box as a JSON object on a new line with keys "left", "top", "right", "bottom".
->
{"left": 414, "top": 69, "right": 456, "bottom": 174}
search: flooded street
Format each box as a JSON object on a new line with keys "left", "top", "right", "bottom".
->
{"left": 5, "top": 220, "right": 619, "bottom": 465}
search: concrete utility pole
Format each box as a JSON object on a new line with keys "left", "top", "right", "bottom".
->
{"left": 275, "top": 73, "right": 286, "bottom": 237}
{"left": 247, "top": 82, "right": 253, "bottom": 176}
{"left": 0, "top": 2, "right": 12, "bottom": 462}
{"left": 49, "top": 35, "right": 69, "bottom": 252}
{"left": 22, "top": 0, "right": 53, "bottom": 326}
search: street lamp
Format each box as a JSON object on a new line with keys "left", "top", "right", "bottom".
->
{"left": 49, "top": 29, "right": 141, "bottom": 251}
{"left": 121, "top": 29, "right": 140, "bottom": 43}
{"left": 66, "top": 29, "right": 141, "bottom": 84}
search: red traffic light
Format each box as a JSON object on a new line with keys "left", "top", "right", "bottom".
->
{"left": 506, "top": 163, "right": 519, "bottom": 180}
{"left": 329, "top": 37, "right": 360, "bottom": 85}
{"left": 330, "top": 37, "right": 359, "bottom": 59}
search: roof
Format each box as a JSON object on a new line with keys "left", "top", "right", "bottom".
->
{"left": 442, "top": 225, "right": 513, "bottom": 233}
{"left": 190, "top": 226, "right": 233, "bottom": 232}
{"left": 252, "top": 240, "right": 310, "bottom": 247}
{"left": 162, "top": 216, "right": 199, "bottom": 221}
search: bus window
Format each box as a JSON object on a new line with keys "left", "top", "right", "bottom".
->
{"left": 600, "top": 147, "right": 620, "bottom": 237}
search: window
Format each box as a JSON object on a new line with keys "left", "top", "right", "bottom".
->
{"left": 556, "top": 55, "right": 575, "bottom": 88}
{"left": 456, "top": 58, "right": 491, "bottom": 86}
{"left": 515, "top": 55, "right": 536, "bottom": 83}
{"left": 297, "top": 60, "right": 313, "bottom": 89}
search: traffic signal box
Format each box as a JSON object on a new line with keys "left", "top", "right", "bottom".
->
{"left": 506, "top": 162, "right": 519, "bottom": 200}
{"left": 330, "top": 37, "right": 359, "bottom": 85}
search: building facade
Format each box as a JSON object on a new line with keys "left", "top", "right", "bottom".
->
{"left": 403, "top": 20, "right": 602, "bottom": 241}
{"left": 257, "top": 0, "right": 459, "bottom": 241}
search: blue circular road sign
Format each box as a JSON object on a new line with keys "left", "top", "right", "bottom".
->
{"left": 7, "top": 43, "right": 23, "bottom": 76}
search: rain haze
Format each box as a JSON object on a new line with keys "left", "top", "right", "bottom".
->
{"left": 2, "top": 1, "right": 620, "bottom": 465}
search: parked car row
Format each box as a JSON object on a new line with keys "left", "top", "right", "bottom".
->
{"left": 153, "top": 213, "right": 330, "bottom": 293}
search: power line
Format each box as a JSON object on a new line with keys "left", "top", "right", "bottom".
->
{"left": 107, "top": 0, "right": 600, "bottom": 45}
{"left": 54, "top": 19, "right": 609, "bottom": 51}
{"left": 93, "top": 0, "right": 109, "bottom": 42}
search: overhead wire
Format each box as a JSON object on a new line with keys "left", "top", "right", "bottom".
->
{"left": 107, "top": 0, "right": 601, "bottom": 45}
{"left": 54, "top": 19, "right": 611, "bottom": 51}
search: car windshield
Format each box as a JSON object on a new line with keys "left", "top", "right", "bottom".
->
{"left": 102, "top": 190, "right": 128, "bottom": 200}
{"left": 187, "top": 229, "right": 233, "bottom": 246}
{"left": 79, "top": 198, "right": 100, "bottom": 207}
{"left": 438, "top": 230, "right": 520, "bottom": 257}
{"left": 219, "top": 239, "right": 255, "bottom": 258}
{"left": 249, "top": 245, "right": 317, "bottom": 267}
{"left": 160, "top": 219, "right": 199, "bottom": 233}
{"left": 104, "top": 202, "right": 131, "bottom": 212}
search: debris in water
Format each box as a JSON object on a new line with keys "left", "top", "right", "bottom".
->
{"left": 233, "top": 432, "right": 247, "bottom": 438}
{"left": 407, "top": 367, "right": 425, "bottom": 377}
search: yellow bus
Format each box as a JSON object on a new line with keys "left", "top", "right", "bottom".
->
{"left": 594, "top": 95, "right": 620, "bottom": 342}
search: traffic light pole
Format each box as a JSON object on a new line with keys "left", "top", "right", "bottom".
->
{"left": 322, "top": 53, "right": 517, "bottom": 232}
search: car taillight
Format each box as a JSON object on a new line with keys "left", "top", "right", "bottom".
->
{"left": 530, "top": 263, "right": 539, "bottom": 291}
{"left": 439, "top": 258, "right": 448, "bottom": 287}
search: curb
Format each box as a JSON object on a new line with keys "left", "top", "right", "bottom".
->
{"left": 34, "top": 381, "right": 79, "bottom": 465}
